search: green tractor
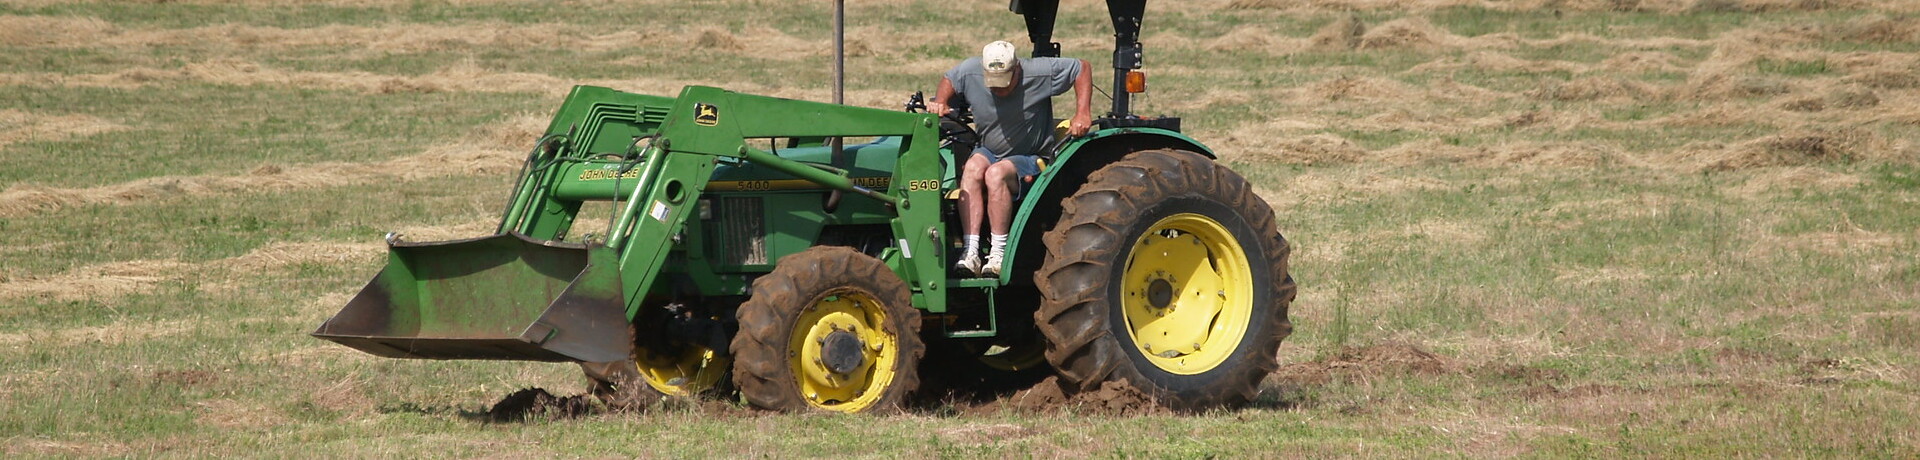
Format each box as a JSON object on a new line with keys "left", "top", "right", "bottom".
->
{"left": 313, "top": 0, "right": 1295, "bottom": 413}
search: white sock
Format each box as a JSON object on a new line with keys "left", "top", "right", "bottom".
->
{"left": 988, "top": 234, "right": 1008, "bottom": 260}
{"left": 962, "top": 235, "right": 981, "bottom": 259}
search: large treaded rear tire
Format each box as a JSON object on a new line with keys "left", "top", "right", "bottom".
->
{"left": 731, "top": 246, "right": 925, "bottom": 413}
{"left": 1035, "top": 149, "right": 1296, "bottom": 411}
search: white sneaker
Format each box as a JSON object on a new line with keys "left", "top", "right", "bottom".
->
{"left": 955, "top": 254, "right": 983, "bottom": 277}
{"left": 982, "top": 253, "right": 1004, "bottom": 277}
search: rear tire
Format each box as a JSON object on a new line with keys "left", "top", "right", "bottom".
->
{"left": 1035, "top": 149, "right": 1295, "bottom": 411}
{"left": 732, "top": 246, "right": 925, "bottom": 413}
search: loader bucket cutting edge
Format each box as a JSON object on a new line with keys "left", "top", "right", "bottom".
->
{"left": 312, "top": 233, "right": 632, "bottom": 363}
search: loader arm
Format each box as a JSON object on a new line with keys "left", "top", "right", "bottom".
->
{"left": 314, "top": 85, "right": 948, "bottom": 364}
{"left": 606, "top": 86, "right": 949, "bottom": 317}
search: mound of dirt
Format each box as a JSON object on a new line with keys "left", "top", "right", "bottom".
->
{"left": 486, "top": 388, "right": 596, "bottom": 422}
{"left": 1271, "top": 342, "right": 1455, "bottom": 385}
{"left": 994, "top": 376, "right": 1166, "bottom": 415}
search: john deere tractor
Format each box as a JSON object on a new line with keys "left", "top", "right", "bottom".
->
{"left": 313, "top": 0, "right": 1295, "bottom": 413}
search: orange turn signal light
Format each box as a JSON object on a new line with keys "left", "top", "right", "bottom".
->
{"left": 1125, "top": 70, "right": 1147, "bottom": 93}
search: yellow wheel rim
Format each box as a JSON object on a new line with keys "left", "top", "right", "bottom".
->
{"left": 634, "top": 343, "right": 730, "bottom": 397}
{"left": 1120, "top": 213, "right": 1254, "bottom": 375}
{"left": 788, "top": 288, "right": 898, "bottom": 412}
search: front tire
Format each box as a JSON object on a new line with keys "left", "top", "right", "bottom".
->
{"left": 1035, "top": 149, "right": 1296, "bottom": 411}
{"left": 732, "top": 246, "right": 925, "bottom": 413}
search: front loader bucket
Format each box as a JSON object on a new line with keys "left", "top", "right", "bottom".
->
{"left": 312, "top": 233, "right": 631, "bottom": 363}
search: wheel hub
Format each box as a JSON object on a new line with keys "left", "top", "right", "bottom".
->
{"left": 1120, "top": 213, "right": 1256, "bottom": 375}
{"left": 1146, "top": 277, "right": 1175, "bottom": 309}
{"left": 820, "top": 329, "right": 867, "bottom": 375}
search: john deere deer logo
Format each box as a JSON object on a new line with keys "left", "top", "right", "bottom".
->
{"left": 694, "top": 103, "right": 720, "bottom": 126}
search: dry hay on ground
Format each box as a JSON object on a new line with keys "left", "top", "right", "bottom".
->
{"left": 0, "top": 226, "right": 474, "bottom": 304}
{"left": 1553, "top": 266, "right": 1653, "bottom": 285}
{"left": 1527, "top": 76, "right": 1659, "bottom": 102}
{"left": 1372, "top": 139, "right": 1636, "bottom": 168}
{"left": 1271, "top": 342, "right": 1456, "bottom": 385}
{"left": 48, "top": 59, "right": 690, "bottom": 96}
{"left": 1407, "top": 51, "right": 1590, "bottom": 75}
{"left": 0, "top": 114, "right": 541, "bottom": 218}
{"left": 1750, "top": 228, "right": 1916, "bottom": 256}
{"left": 0, "top": 318, "right": 195, "bottom": 347}
{"left": 0, "top": 260, "right": 195, "bottom": 302}
{"left": 1308, "top": 15, "right": 1369, "bottom": 50}
{"left": 1205, "top": 26, "right": 1305, "bottom": 53}
{"left": 1599, "top": 51, "right": 1688, "bottom": 73}
{"left": 0, "top": 109, "right": 126, "bottom": 147}
{"left": 1674, "top": 128, "right": 1902, "bottom": 171}
{"left": 1359, "top": 17, "right": 1516, "bottom": 50}
{"left": 195, "top": 399, "right": 292, "bottom": 430}
{"left": 1252, "top": 169, "right": 1454, "bottom": 208}
{"left": 1728, "top": 167, "right": 1864, "bottom": 199}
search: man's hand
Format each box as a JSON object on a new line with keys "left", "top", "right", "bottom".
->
{"left": 1069, "top": 59, "right": 1094, "bottom": 137}
{"left": 931, "top": 76, "right": 956, "bottom": 116}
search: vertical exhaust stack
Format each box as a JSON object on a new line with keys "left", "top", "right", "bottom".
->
{"left": 1012, "top": 0, "right": 1158, "bottom": 122}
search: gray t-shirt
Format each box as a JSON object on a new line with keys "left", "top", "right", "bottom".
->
{"left": 945, "top": 56, "right": 1082, "bottom": 157}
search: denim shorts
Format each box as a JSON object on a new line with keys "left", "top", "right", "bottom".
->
{"left": 970, "top": 146, "right": 1044, "bottom": 200}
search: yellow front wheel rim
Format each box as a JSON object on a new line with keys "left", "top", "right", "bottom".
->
{"left": 635, "top": 343, "right": 730, "bottom": 397}
{"left": 1120, "top": 213, "right": 1255, "bottom": 375}
{"left": 788, "top": 289, "right": 898, "bottom": 412}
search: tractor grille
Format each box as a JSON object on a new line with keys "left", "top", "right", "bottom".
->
{"left": 719, "top": 197, "right": 766, "bottom": 266}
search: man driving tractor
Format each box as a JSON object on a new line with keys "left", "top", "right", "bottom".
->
{"left": 929, "top": 40, "right": 1094, "bottom": 277}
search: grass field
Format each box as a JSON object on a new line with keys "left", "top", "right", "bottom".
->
{"left": 3, "top": 0, "right": 1918, "bottom": 457}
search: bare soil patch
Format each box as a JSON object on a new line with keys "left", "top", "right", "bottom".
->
{"left": 988, "top": 376, "right": 1167, "bottom": 415}
{"left": 485, "top": 388, "right": 597, "bottom": 422}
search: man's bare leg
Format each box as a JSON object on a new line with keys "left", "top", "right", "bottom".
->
{"left": 956, "top": 154, "right": 992, "bottom": 274}
{"left": 983, "top": 161, "right": 1021, "bottom": 275}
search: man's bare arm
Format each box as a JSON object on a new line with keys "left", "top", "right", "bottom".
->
{"left": 929, "top": 76, "right": 957, "bottom": 116}
{"left": 1069, "top": 59, "right": 1094, "bottom": 136}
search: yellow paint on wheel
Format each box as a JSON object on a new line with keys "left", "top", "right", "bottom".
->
{"left": 1120, "top": 213, "right": 1254, "bottom": 375}
{"left": 787, "top": 289, "right": 898, "bottom": 412}
{"left": 634, "top": 343, "right": 730, "bottom": 397}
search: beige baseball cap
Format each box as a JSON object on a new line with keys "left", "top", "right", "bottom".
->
{"left": 981, "top": 41, "right": 1018, "bottom": 88}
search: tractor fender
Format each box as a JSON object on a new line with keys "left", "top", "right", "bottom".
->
{"left": 999, "top": 127, "right": 1215, "bottom": 284}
